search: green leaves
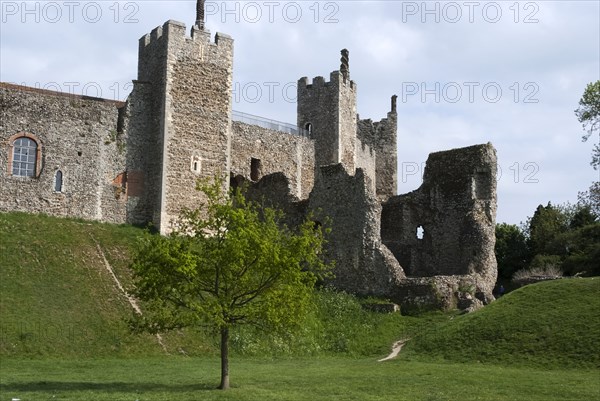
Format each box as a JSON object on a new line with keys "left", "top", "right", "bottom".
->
{"left": 130, "top": 175, "right": 333, "bottom": 335}
{"left": 574, "top": 80, "right": 600, "bottom": 169}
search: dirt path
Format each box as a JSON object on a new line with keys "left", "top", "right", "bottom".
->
{"left": 378, "top": 339, "right": 409, "bottom": 362}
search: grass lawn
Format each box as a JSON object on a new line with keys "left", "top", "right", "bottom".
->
{"left": 1, "top": 357, "right": 598, "bottom": 401}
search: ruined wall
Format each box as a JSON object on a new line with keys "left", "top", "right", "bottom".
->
{"left": 244, "top": 172, "right": 309, "bottom": 229}
{"left": 297, "top": 70, "right": 357, "bottom": 172}
{"left": 357, "top": 100, "right": 397, "bottom": 200}
{"left": 309, "top": 164, "right": 405, "bottom": 296}
{"left": 0, "top": 83, "right": 127, "bottom": 223}
{"left": 381, "top": 143, "right": 498, "bottom": 302}
{"left": 354, "top": 140, "right": 376, "bottom": 193}
{"left": 135, "top": 20, "right": 234, "bottom": 233}
{"left": 231, "top": 121, "right": 315, "bottom": 199}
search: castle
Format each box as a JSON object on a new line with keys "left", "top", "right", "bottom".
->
{"left": 0, "top": 2, "right": 498, "bottom": 311}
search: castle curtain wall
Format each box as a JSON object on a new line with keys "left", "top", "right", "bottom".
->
{"left": 230, "top": 121, "right": 315, "bottom": 199}
{"left": 0, "top": 84, "right": 127, "bottom": 223}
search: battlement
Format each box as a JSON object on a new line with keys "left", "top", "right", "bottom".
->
{"left": 138, "top": 19, "right": 233, "bottom": 56}
{"left": 298, "top": 71, "right": 356, "bottom": 91}
{"left": 136, "top": 19, "right": 233, "bottom": 83}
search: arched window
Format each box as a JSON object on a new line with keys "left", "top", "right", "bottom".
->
{"left": 54, "top": 170, "right": 63, "bottom": 192}
{"left": 304, "top": 122, "right": 313, "bottom": 136}
{"left": 12, "top": 137, "right": 37, "bottom": 177}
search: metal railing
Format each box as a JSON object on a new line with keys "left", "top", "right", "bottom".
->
{"left": 232, "top": 110, "right": 311, "bottom": 138}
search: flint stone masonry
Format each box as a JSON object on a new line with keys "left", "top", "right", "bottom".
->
{"left": 0, "top": 83, "right": 127, "bottom": 223}
{"left": 231, "top": 121, "right": 315, "bottom": 199}
{"left": 382, "top": 143, "right": 498, "bottom": 305}
{"left": 358, "top": 112, "right": 398, "bottom": 200}
{"left": 297, "top": 71, "right": 358, "bottom": 173}
{"left": 309, "top": 164, "right": 405, "bottom": 296}
{"left": 1, "top": 12, "right": 499, "bottom": 312}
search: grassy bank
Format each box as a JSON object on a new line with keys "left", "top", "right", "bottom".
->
{"left": 403, "top": 278, "right": 600, "bottom": 368}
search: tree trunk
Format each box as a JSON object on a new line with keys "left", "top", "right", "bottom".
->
{"left": 218, "top": 326, "right": 230, "bottom": 390}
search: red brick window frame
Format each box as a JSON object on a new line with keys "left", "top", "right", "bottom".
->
{"left": 7, "top": 132, "right": 42, "bottom": 178}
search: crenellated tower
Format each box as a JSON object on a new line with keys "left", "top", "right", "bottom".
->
{"left": 124, "top": 0, "right": 234, "bottom": 234}
{"left": 357, "top": 95, "right": 398, "bottom": 200}
{"left": 297, "top": 49, "right": 358, "bottom": 173}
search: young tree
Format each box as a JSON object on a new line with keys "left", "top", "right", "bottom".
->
{"left": 129, "top": 178, "right": 332, "bottom": 390}
{"left": 574, "top": 80, "right": 600, "bottom": 169}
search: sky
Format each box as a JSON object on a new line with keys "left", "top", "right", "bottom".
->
{"left": 1, "top": 0, "right": 599, "bottom": 225}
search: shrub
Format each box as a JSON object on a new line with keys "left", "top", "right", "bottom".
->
{"left": 512, "top": 265, "right": 563, "bottom": 282}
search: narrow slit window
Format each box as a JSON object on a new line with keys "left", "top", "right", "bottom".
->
{"left": 305, "top": 122, "right": 312, "bottom": 136}
{"left": 250, "top": 157, "right": 262, "bottom": 181}
{"left": 54, "top": 170, "right": 63, "bottom": 192}
{"left": 191, "top": 154, "right": 201, "bottom": 174}
{"left": 416, "top": 225, "right": 424, "bottom": 240}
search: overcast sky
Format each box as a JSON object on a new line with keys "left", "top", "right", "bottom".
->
{"left": 1, "top": 1, "right": 598, "bottom": 224}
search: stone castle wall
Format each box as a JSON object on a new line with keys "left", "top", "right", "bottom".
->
{"left": 381, "top": 143, "right": 498, "bottom": 303}
{"left": 0, "top": 83, "right": 127, "bottom": 224}
{"left": 354, "top": 140, "right": 376, "bottom": 193}
{"left": 1, "top": 15, "right": 499, "bottom": 312}
{"left": 309, "top": 164, "right": 405, "bottom": 296}
{"left": 357, "top": 107, "right": 398, "bottom": 200}
{"left": 297, "top": 75, "right": 338, "bottom": 168}
{"left": 231, "top": 121, "right": 315, "bottom": 199}
{"left": 297, "top": 71, "right": 357, "bottom": 173}
{"left": 135, "top": 20, "right": 234, "bottom": 234}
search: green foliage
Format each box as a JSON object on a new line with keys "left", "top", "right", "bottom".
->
{"left": 526, "top": 202, "right": 569, "bottom": 256}
{"left": 500, "top": 201, "right": 599, "bottom": 279}
{"left": 405, "top": 278, "right": 600, "bottom": 369}
{"left": 574, "top": 80, "right": 600, "bottom": 169}
{"left": 577, "top": 181, "right": 600, "bottom": 217}
{"left": 129, "top": 177, "right": 333, "bottom": 388}
{"left": 131, "top": 177, "right": 331, "bottom": 334}
{"left": 221, "top": 288, "right": 436, "bottom": 358}
{"left": 528, "top": 254, "right": 563, "bottom": 270}
{"left": 559, "top": 223, "right": 600, "bottom": 276}
{"left": 494, "top": 223, "right": 530, "bottom": 279}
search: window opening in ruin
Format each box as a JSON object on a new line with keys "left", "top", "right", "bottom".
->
{"left": 416, "top": 225, "right": 424, "bottom": 240}
{"left": 77, "top": 151, "right": 82, "bottom": 157}
{"left": 191, "top": 154, "right": 201, "bottom": 174}
{"left": 250, "top": 157, "right": 262, "bottom": 181}
{"left": 12, "top": 137, "right": 37, "bottom": 177}
{"left": 54, "top": 170, "right": 63, "bottom": 192}
{"left": 305, "top": 123, "right": 312, "bottom": 136}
